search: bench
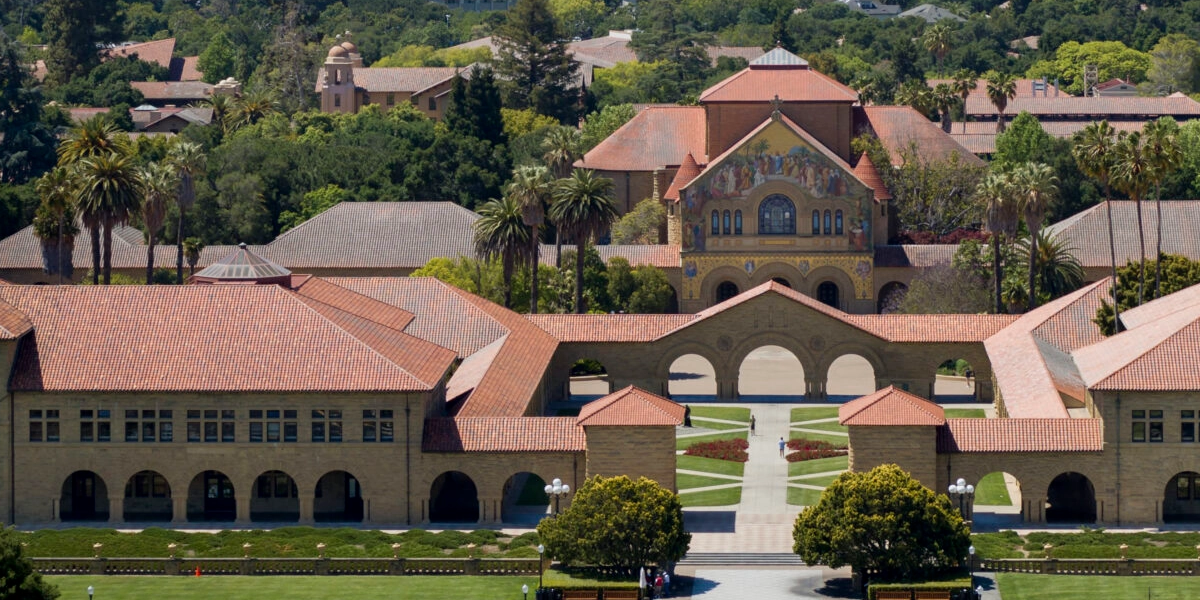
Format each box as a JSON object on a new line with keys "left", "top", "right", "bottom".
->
{"left": 913, "top": 592, "right": 951, "bottom": 600}
{"left": 601, "top": 591, "right": 639, "bottom": 600}
{"left": 563, "top": 591, "right": 598, "bottom": 600}
{"left": 875, "top": 592, "right": 912, "bottom": 600}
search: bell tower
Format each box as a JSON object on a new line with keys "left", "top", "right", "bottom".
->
{"left": 320, "top": 43, "right": 356, "bottom": 114}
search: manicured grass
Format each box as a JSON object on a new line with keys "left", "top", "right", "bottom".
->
{"left": 677, "top": 454, "right": 746, "bottom": 477}
{"left": 945, "top": 408, "right": 987, "bottom": 418}
{"left": 972, "top": 530, "right": 1200, "bottom": 560}
{"left": 790, "top": 406, "right": 841, "bottom": 422}
{"left": 687, "top": 418, "right": 746, "bottom": 431}
{"left": 786, "top": 486, "right": 825, "bottom": 506}
{"left": 787, "top": 455, "right": 849, "bottom": 477}
{"left": 679, "top": 486, "right": 741, "bottom": 507}
{"left": 689, "top": 406, "right": 751, "bottom": 422}
{"left": 792, "top": 473, "right": 840, "bottom": 487}
{"left": 44, "top": 575, "right": 539, "bottom": 600}
{"left": 792, "top": 420, "right": 847, "bottom": 434}
{"left": 787, "top": 430, "right": 847, "bottom": 445}
{"left": 676, "top": 431, "right": 748, "bottom": 451}
{"left": 677, "top": 473, "right": 738, "bottom": 489}
{"left": 974, "top": 471, "right": 1012, "bottom": 506}
{"left": 995, "top": 573, "right": 1200, "bottom": 600}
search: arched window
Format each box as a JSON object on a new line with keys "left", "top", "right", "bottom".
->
{"left": 758, "top": 194, "right": 796, "bottom": 235}
{"left": 823, "top": 210, "right": 831, "bottom": 235}
{"left": 723, "top": 210, "right": 731, "bottom": 235}
{"left": 817, "top": 281, "right": 839, "bottom": 308}
{"left": 734, "top": 210, "right": 743, "bottom": 235}
{"left": 812, "top": 210, "right": 820, "bottom": 235}
{"left": 333, "top": 94, "right": 341, "bottom": 107}
{"left": 716, "top": 281, "right": 739, "bottom": 302}
{"left": 711, "top": 211, "right": 719, "bottom": 235}
{"left": 835, "top": 210, "right": 844, "bottom": 235}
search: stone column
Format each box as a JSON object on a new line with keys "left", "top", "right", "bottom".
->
{"left": 108, "top": 496, "right": 123, "bottom": 523}
{"left": 716, "top": 379, "right": 737, "bottom": 401}
{"left": 235, "top": 496, "right": 251, "bottom": 524}
{"left": 51, "top": 497, "right": 60, "bottom": 523}
{"left": 299, "top": 497, "right": 314, "bottom": 524}
{"left": 171, "top": 497, "right": 187, "bottom": 524}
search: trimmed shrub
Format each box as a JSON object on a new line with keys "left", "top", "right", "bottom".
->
{"left": 786, "top": 438, "right": 848, "bottom": 462}
{"left": 684, "top": 438, "right": 749, "bottom": 462}
{"left": 867, "top": 578, "right": 971, "bottom": 600}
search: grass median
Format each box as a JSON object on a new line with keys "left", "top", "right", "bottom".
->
{"left": 995, "top": 573, "right": 1200, "bottom": 600}
{"left": 44, "top": 575, "right": 539, "bottom": 600}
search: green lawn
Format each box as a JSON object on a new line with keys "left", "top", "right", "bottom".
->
{"left": 786, "top": 486, "right": 825, "bottom": 506}
{"left": 677, "top": 473, "right": 738, "bottom": 489}
{"left": 788, "top": 430, "right": 848, "bottom": 445}
{"left": 677, "top": 454, "right": 746, "bottom": 477}
{"left": 995, "top": 573, "right": 1200, "bottom": 600}
{"left": 792, "top": 420, "right": 847, "bottom": 434}
{"left": 787, "top": 455, "right": 849, "bottom": 477}
{"left": 686, "top": 418, "right": 746, "bottom": 431}
{"left": 44, "top": 576, "right": 539, "bottom": 600}
{"left": 689, "top": 406, "right": 751, "bottom": 422}
{"left": 792, "top": 473, "right": 840, "bottom": 487}
{"left": 679, "top": 486, "right": 741, "bottom": 507}
{"left": 975, "top": 471, "right": 1012, "bottom": 506}
{"left": 945, "top": 408, "right": 987, "bottom": 418}
{"left": 790, "top": 406, "right": 841, "bottom": 422}
{"left": 676, "top": 431, "right": 748, "bottom": 451}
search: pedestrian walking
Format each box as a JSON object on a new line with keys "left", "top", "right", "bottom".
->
{"left": 750, "top": 414, "right": 756, "bottom": 436}
{"left": 779, "top": 436, "right": 786, "bottom": 457}
{"left": 684, "top": 405, "right": 692, "bottom": 427}
{"left": 662, "top": 571, "right": 671, "bottom": 597}
{"left": 654, "top": 573, "right": 664, "bottom": 598}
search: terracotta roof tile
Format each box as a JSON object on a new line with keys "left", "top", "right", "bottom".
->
{"left": 313, "top": 67, "right": 461, "bottom": 94}
{"left": 839, "top": 386, "right": 945, "bottom": 426}
{"left": 1121, "top": 282, "right": 1200, "bottom": 330}
{"left": 527, "top": 314, "right": 694, "bottom": 342}
{"left": 848, "top": 314, "right": 1019, "bottom": 342}
{"left": 699, "top": 51, "right": 858, "bottom": 103}
{"left": 872, "top": 245, "right": 957, "bottom": 268}
{"left": 106, "top": 38, "right": 176, "bottom": 70}
{"left": 1030, "top": 278, "right": 1111, "bottom": 352}
{"left": 851, "top": 153, "right": 891, "bottom": 202}
{"left": 937, "top": 418, "right": 1104, "bottom": 453}
{"left": 854, "top": 106, "right": 984, "bottom": 167}
{"left": 446, "top": 335, "right": 507, "bottom": 401}
{"left": 0, "top": 297, "right": 32, "bottom": 339}
{"left": 423, "top": 417, "right": 586, "bottom": 452}
{"left": 578, "top": 106, "right": 706, "bottom": 172}
{"left": 538, "top": 244, "right": 681, "bottom": 269}
{"left": 0, "top": 224, "right": 236, "bottom": 272}
{"left": 965, "top": 95, "right": 1200, "bottom": 118}
{"left": 927, "top": 78, "right": 1060, "bottom": 100}
{"left": 1073, "top": 302, "right": 1200, "bottom": 391}
{"left": 0, "top": 285, "right": 437, "bottom": 392}
{"left": 950, "top": 121, "right": 1147, "bottom": 154}
{"left": 576, "top": 386, "right": 685, "bottom": 426}
{"left": 130, "top": 81, "right": 213, "bottom": 102}
{"left": 1044, "top": 201, "right": 1200, "bottom": 268}
{"left": 170, "top": 56, "right": 203, "bottom": 82}
{"left": 664, "top": 153, "right": 702, "bottom": 201}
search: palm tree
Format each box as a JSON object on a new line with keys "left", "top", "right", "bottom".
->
{"left": 932, "top": 83, "right": 957, "bottom": 133}
{"left": 167, "top": 141, "right": 207, "bottom": 284}
{"left": 1072, "top": 121, "right": 1121, "bottom": 330}
{"left": 1142, "top": 117, "right": 1182, "bottom": 299}
{"left": 1012, "top": 162, "right": 1058, "bottom": 310}
{"left": 58, "top": 116, "right": 132, "bottom": 284}
{"left": 507, "top": 165, "right": 554, "bottom": 314}
{"left": 34, "top": 167, "right": 77, "bottom": 284}
{"left": 183, "top": 237, "right": 205, "bottom": 276}
{"left": 234, "top": 90, "right": 279, "bottom": 129}
{"left": 895, "top": 80, "right": 934, "bottom": 117}
{"left": 1111, "top": 130, "right": 1154, "bottom": 306}
{"left": 542, "top": 126, "right": 582, "bottom": 267}
{"left": 985, "top": 72, "right": 1017, "bottom": 133}
{"left": 923, "top": 23, "right": 953, "bottom": 77}
{"left": 549, "top": 169, "right": 619, "bottom": 314}
{"left": 76, "top": 154, "right": 143, "bottom": 285}
{"left": 1016, "top": 230, "right": 1085, "bottom": 302}
{"left": 202, "top": 93, "right": 238, "bottom": 135}
{"left": 977, "top": 171, "right": 1019, "bottom": 314}
{"left": 473, "top": 195, "right": 533, "bottom": 309}
{"left": 951, "top": 69, "right": 977, "bottom": 134}
{"left": 139, "top": 162, "right": 178, "bottom": 284}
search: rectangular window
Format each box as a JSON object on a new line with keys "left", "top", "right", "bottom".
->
{"left": 187, "top": 409, "right": 233, "bottom": 443}
{"left": 79, "top": 409, "right": 110, "bottom": 443}
{"left": 1150, "top": 410, "right": 1164, "bottom": 442}
{"left": 29, "top": 422, "right": 42, "bottom": 442}
{"left": 142, "top": 421, "right": 156, "bottom": 442}
{"left": 1184, "top": 411, "right": 1197, "bottom": 443}
{"left": 387, "top": 93, "right": 395, "bottom": 105}
{"left": 126, "top": 421, "right": 139, "bottom": 442}
{"left": 428, "top": 97, "right": 436, "bottom": 111}
{"left": 188, "top": 422, "right": 201, "bottom": 442}
{"left": 46, "top": 422, "right": 59, "bottom": 442}
{"left": 81, "top": 422, "right": 94, "bottom": 442}
{"left": 222, "top": 421, "right": 235, "bottom": 443}
{"left": 284, "top": 422, "right": 297, "bottom": 443}
{"left": 312, "top": 422, "right": 325, "bottom": 442}
{"left": 249, "top": 409, "right": 295, "bottom": 443}
{"left": 30, "top": 409, "right": 59, "bottom": 442}
{"left": 204, "top": 421, "right": 218, "bottom": 443}
{"left": 363, "top": 409, "right": 394, "bottom": 443}
{"left": 160, "top": 422, "right": 173, "bottom": 443}
{"left": 98, "top": 422, "right": 111, "bottom": 442}
{"left": 250, "top": 422, "right": 263, "bottom": 443}
{"left": 312, "top": 409, "right": 341, "bottom": 442}
{"left": 334, "top": 93, "right": 341, "bottom": 108}
{"left": 1132, "top": 410, "right": 1147, "bottom": 442}
{"left": 267, "top": 422, "right": 280, "bottom": 442}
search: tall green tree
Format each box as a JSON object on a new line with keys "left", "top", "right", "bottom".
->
{"left": 167, "top": 141, "right": 206, "bottom": 284}
{"left": 1072, "top": 121, "right": 1122, "bottom": 329}
{"left": 543, "top": 125, "right": 583, "bottom": 265}
{"left": 33, "top": 167, "right": 77, "bottom": 283}
{"left": 550, "top": 169, "right": 618, "bottom": 313}
{"left": 445, "top": 67, "right": 506, "bottom": 146}
{"left": 1142, "top": 117, "right": 1182, "bottom": 299}
{"left": 1012, "top": 162, "right": 1058, "bottom": 310}
{"left": 930, "top": 83, "right": 956, "bottom": 133}
{"left": 507, "top": 165, "right": 554, "bottom": 313}
{"left": 1145, "top": 34, "right": 1200, "bottom": 95}
{"left": 0, "top": 35, "right": 57, "bottom": 185}
{"left": 57, "top": 115, "right": 131, "bottom": 284}
{"left": 950, "top": 69, "right": 976, "bottom": 135}
{"left": 1015, "top": 229, "right": 1084, "bottom": 306}
{"left": 793, "top": 464, "right": 969, "bottom": 583}
{"left": 985, "top": 71, "right": 1017, "bottom": 134}
{"left": 41, "top": 0, "right": 123, "bottom": 86}
{"left": 198, "top": 31, "right": 238, "bottom": 84}
{"left": 629, "top": 0, "right": 715, "bottom": 96}
{"left": 978, "top": 171, "right": 1019, "bottom": 314}
{"left": 493, "top": 0, "right": 581, "bottom": 124}
{"left": 474, "top": 195, "right": 534, "bottom": 309}
{"left": 1111, "top": 130, "right": 1154, "bottom": 306}
{"left": 76, "top": 153, "right": 143, "bottom": 285}
{"left": 994, "top": 112, "right": 1052, "bottom": 168}
{"left": 923, "top": 23, "right": 953, "bottom": 78}
{"left": 0, "top": 526, "right": 60, "bottom": 599}
{"left": 139, "top": 162, "right": 177, "bottom": 285}
{"left": 1095, "top": 255, "right": 1200, "bottom": 335}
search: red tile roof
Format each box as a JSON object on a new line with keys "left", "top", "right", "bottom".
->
{"left": 130, "top": 81, "right": 213, "bottom": 102}
{"left": 423, "top": 417, "right": 586, "bottom": 452}
{"left": 699, "top": 53, "right": 858, "bottom": 103}
{"left": 965, "top": 95, "right": 1200, "bottom": 118}
{"left": 851, "top": 153, "right": 891, "bottom": 202}
{"left": 839, "top": 386, "right": 945, "bottom": 426}
{"left": 1030, "top": 278, "right": 1111, "bottom": 352}
{"left": 937, "top": 418, "right": 1104, "bottom": 453}
{"left": 664, "top": 153, "right": 702, "bottom": 201}
{"left": 106, "top": 38, "right": 176, "bottom": 70}
{"left": 927, "top": 78, "right": 1060, "bottom": 100}
{"left": 1044, "top": 201, "right": 1200, "bottom": 268}
{"left": 328, "top": 67, "right": 460, "bottom": 94}
{"left": 1073, "top": 302, "right": 1200, "bottom": 391}
{"left": 594, "top": 245, "right": 680, "bottom": 269}
{"left": 950, "top": 121, "right": 1147, "bottom": 154}
{"left": 872, "top": 245, "right": 957, "bottom": 268}
{"left": 0, "top": 298, "right": 32, "bottom": 339}
{"left": 848, "top": 314, "right": 1020, "bottom": 342}
{"left": 576, "top": 386, "right": 685, "bottom": 426}
{"left": 171, "top": 56, "right": 203, "bottom": 82}
{"left": 578, "top": 106, "right": 706, "bottom": 172}
{"left": 0, "top": 285, "right": 442, "bottom": 392}
{"left": 1120, "top": 282, "right": 1200, "bottom": 330}
{"left": 527, "top": 314, "right": 694, "bottom": 342}
{"left": 855, "top": 106, "right": 984, "bottom": 167}
{"left": 0, "top": 224, "right": 236, "bottom": 272}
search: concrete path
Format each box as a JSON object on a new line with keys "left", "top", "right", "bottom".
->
{"left": 678, "top": 566, "right": 857, "bottom": 600}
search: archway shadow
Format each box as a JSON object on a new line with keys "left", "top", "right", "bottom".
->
{"left": 683, "top": 510, "right": 736, "bottom": 533}
{"left": 812, "top": 576, "right": 858, "bottom": 598}
{"left": 684, "top": 575, "right": 719, "bottom": 597}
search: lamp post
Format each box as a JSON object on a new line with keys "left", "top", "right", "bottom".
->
{"left": 975, "top": 585, "right": 984, "bottom": 600}
{"left": 947, "top": 478, "right": 975, "bottom": 521}
{"left": 537, "top": 544, "right": 545, "bottom": 592}
{"left": 522, "top": 584, "right": 529, "bottom": 600}
{"left": 87, "top": 586, "right": 94, "bottom": 600}
{"left": 968, "top": 545, "right": 976, "bottom": 584}
{"left": 544, "top": 478, "right": 571, "bottom": 516}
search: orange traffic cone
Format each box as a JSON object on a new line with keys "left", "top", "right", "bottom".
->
{"left": 195, "top": 566, "right": 201, "bottom": 577}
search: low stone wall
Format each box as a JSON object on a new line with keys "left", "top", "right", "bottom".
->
{"left": 31, "top": 556, "right": 541, "bottom": 576}
{"left": 983, "top": 558, "right": 1200, "bottom": 576}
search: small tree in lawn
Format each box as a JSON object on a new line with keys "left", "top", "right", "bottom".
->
{"left": 0, "top": 527, "right": 59, "bottom": 599}
{"left": 793, "top": 464, "right": 969, "bottom": 583}
{"left": 538, "top": 475, "right": 690, "bottom": 572}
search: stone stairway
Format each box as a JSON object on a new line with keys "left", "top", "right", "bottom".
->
{"left": 676, "top": 552, "right": 805, "bottom": 566}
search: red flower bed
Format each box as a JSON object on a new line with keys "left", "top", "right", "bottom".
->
{"left": 785, "top": 438, "right": 848, "bottom": 463}
{"left": 684, "top": 438, "right": 749, "bottom": 462}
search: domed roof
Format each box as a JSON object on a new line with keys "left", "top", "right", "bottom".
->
{"left": 328, "top": 45, "right": 348, "bottom": 58}
{"left": 192, "top": 243, "right": 292, "bottom": 285}
{"left": 340, "top": 41, "right": 359, "bottom": 54}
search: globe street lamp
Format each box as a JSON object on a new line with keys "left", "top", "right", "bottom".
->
{"left": 544, "top": 478, "right": 571, "bottom": 516}
{"left": 947, "top": 478, "right": 975, "bottom": 521}
{"left": 968, "top": 545, "right": 976, "bottom": 584}
{"left": 537, "top": 544, "right": 545, "bottom": 592}
{"left": 87, "top": 586, "right": 94, "bottom": 600}
{"left": 522, "top": 583, "right": 529, "bottom": 600}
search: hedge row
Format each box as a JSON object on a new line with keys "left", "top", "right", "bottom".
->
{"left": 867, "top": 578, "right": 972, "bottom": 600}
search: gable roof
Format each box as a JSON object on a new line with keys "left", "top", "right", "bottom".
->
{"left": 576, "top": 386, "right": 685, "bottom": 426}
{"left": 106, "top": 38, "right": 176, "bottom": 70}
{"left": 851, "top": 153, "right": 891, "bottom": 202}
{"left": 0, "top": 298, "right": 32, "bottom": 340}
{"left": 0, "top": 224, "right": 236, "bottom": 272}
{"left": 699, "top": 49, "right": 858, "bottom": 103}
{"left": 839, "top": 386, "right": 945, "bottom": 426}
{"left": 1073, "top": 302, "right": 1200, "bottom": 391}
{"left": 1120, "top": 282, "right": 1200, "bottom": 330}
{"left": 527, "top": 314, "right": 694, "bottom": 342}
{"left": 964, "top": 95, "right": 1200, "bottom": 118}
{"left": 898, "top": 3, "right": 965, "bottom": 21}
{"left": 937, "top": 418, "right": 1104, "bottom": 453}
{"left": 855, "top": 106, "right": 985, "bottom": 167}
{"left": 130, "top": 81, "right": 214, "bottom": 102}
{"left": 320, "top": 67, "right": 463, "bottom": 95}
{"left": 578, "top": 105, "right": 707, "bottom": 172}
{"left": 1044, "top": 200, "right": 1200, "bottom": 268}
{"left": 664, "top": 153, "right": 702, "bottom": 201}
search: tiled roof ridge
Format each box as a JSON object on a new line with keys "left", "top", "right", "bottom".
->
{"left": 938, "top": 418, "right": 1104, "bottom": 453}
{"left": 662, "top": 281, "right": 867, "bottom": 339}
{"left": 575, "top": 385, "right": 684, "bottom": 426}
{"left": 851, "top": 152, "right": 891, "bottom": 202}
{"left": 292, "top": 276, "right": 417, "bottom": 331}
{"left": 1120, "top": 281, "right": 1200, "bottom": 328}
{"left": 664, "top": 152, "right": 703, "bottom": 201}
{"left": 1074, "top": 304, "right": 1200, "bottom": 389}
{"left": 0, "top": 296, "right": 33, "bottom": 339}
{"left": 838, "top": 385, "right": 945, "bottom": 426}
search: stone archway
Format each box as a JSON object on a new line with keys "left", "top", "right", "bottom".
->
{"left": 124, "top": 470, "right": 171, "bottom": 522}
{"left": 429, "top": 471, "right": 479, "bottom": 523}
{"left": 315, "top": 471, "right": 363, "bottom": 522}
{"left": 187, "top": 470, "right": 235, "bottom": 522}
{"left": 1164, "top": 472, "right": 1200, "bottom": 523}
{"left": 826, "top": 354, "right": 876, "bottom": 398}
{"left": 61, "top": 471, "right": 109, "bottom": 521}
{"left": 666, "top": 353, "right": 718, "bottom": 400}
{"left": 1046, "top": 472, "right": 1096, "bottom": 523}
{"left": 737, "top": 345, "right": 806, "bottom": 399}
{"left": 251, "top": 470, "right": 299, "bottom": 522}
{"left": 877, "top": 281, "right": 908, "bottom": 314}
